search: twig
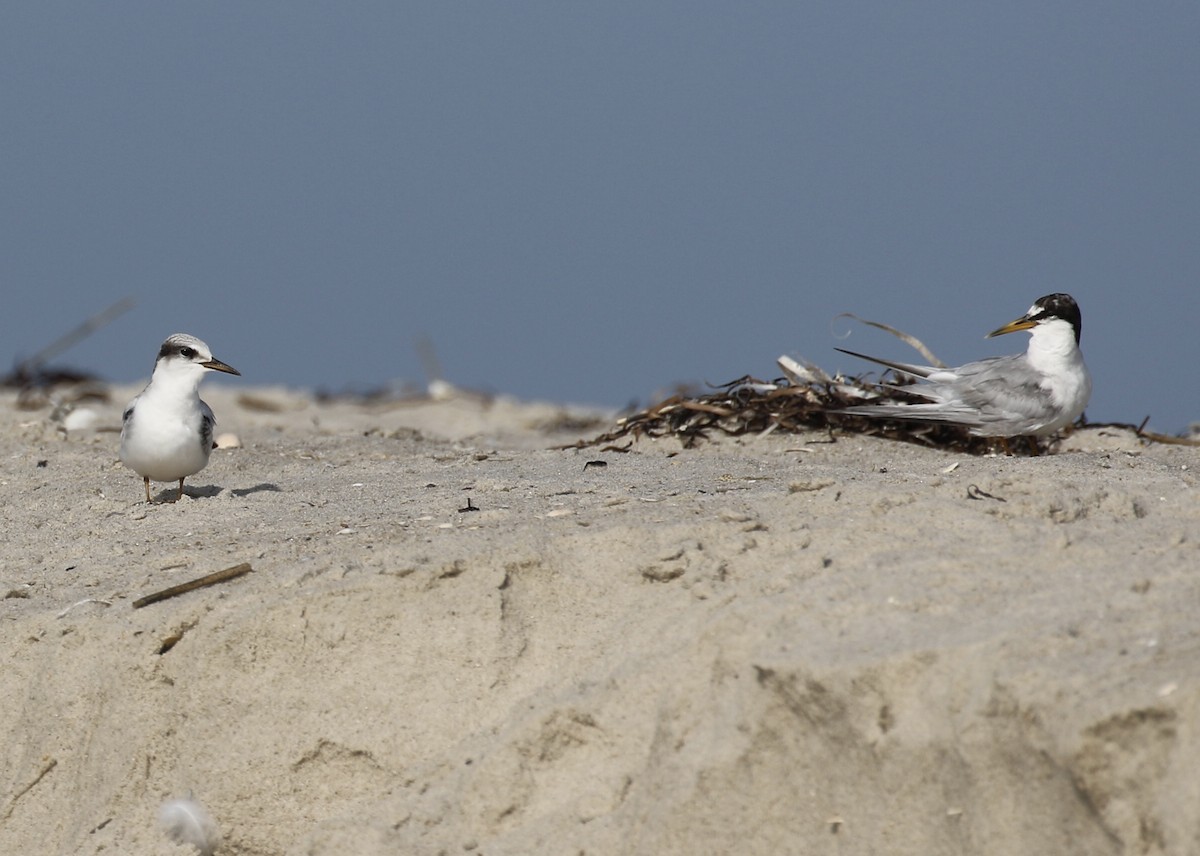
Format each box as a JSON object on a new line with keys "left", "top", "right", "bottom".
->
{"left": 14, "top": 297, "right": 136, "bottom": 379}
{"left": 132, "top": 563, "right": 253, "bottom": 609}
{"left": 1080, "top": 419, "right": 1200, "bottom": 447}
{"left": 1, "top": 757, "right": 57, "bottom": 822}
{"left": 1137, "top": 431, "right": 1200, "bottom": 447}
{"left": 966, "top": 484, "right": 1006, "bottom": 502}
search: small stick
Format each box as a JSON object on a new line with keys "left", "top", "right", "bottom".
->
{"left": 1, "top": 757, "right": 57, "bottom": 822}
{"left": 15, "top": 296, "right": 136, "bottom": 378}
{"left": 966, "top": 484, "right": 1006, "bottom": 502}
{"left": 133, "top": 563, "right": 253, "bottom": 609}
{"left": 1139, "top": 431, "right": 1200, "bottom": 447}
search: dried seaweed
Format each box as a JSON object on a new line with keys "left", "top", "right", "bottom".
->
{"left": 564, "top": 363, "right": 1005, "bottom": 455}
{"left": 567, "top": 363, "right": 1199, "bottom": 455}
{"left": 570, "top": 311, "right": 1198, "bottom": 454}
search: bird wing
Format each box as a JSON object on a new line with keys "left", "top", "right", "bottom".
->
{"left": 200, "top": 400, "right": 217, "bottom": 451}
{"left": 950, "top": 358, "right": 1055, "bottom": 427}
{"left": 835, "top": 348, "right": 937, "bottom": 379}
{"left": 838, "top": 400, "right": 988, "bottom": 428}
{"left": 836, "top": 354, "right": 1055, "bottom": 435}
{"left": 120, "top": 396, "right": 139, "bottom": 439}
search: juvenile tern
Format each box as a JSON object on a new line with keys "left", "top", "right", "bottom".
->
{"left": 120, "top": 333, "right": 241, "bottom": 502}
{"left": 836, "top": 293, "right": 1091, "bottom": 445}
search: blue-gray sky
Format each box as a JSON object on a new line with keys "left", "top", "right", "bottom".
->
{"left": 4, "top": 3, "right": 1198, "bottom": 432}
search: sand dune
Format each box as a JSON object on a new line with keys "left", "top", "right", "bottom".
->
{"left": 2, "top": 386, "right": 1197, "bottom": 855}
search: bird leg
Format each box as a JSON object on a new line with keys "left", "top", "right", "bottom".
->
{"left": 144, "top": 476, "right": 152, "bottom": 504}
{"left": 1025, "top": 436, "right": 1041, "bottom": 456}
{"left": 177, "top": 478, "right": 186, "bottom": 502}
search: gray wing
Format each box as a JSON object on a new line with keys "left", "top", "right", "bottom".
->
{"left": 835, "top": 348, "right": 937, "bottom": 379}
{"left": 200, "top": 400, "right": 217, "bottom": 451}
{"left": 837, "top": 355, "right": 1052, "bottom": 434}
{"left": 838, "top": 400, "right": 991, "bottom": 429}
{"left": 120, "top": 396, "right": 138, "bottom": 442}
{"left": 949, "top": 357, "right": 1056, "bottom": 428}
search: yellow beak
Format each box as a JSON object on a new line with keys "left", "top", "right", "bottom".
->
{"left": 986, "top": 316, "right": 1037, "bottom": 339}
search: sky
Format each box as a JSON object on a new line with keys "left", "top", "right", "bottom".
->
{"left": 3, "top": 3, "right": 1198, "bottom": 433}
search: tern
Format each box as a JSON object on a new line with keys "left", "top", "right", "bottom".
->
{"left": 836, "top": 293, "right": 1091, "bottom": 448}
{"left": 120, "top": 333, "right": 241, "bottom": 502}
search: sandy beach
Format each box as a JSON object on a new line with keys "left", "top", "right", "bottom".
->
{"left": 2, "top": 383, "right": 1198, "bottom": 855}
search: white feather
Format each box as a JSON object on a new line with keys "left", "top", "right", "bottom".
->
{"left": 158, "top": 797, "right": 221, "bottom": 855}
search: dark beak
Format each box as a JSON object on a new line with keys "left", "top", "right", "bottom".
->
{"left": 202, "top": 358, "right": 241, "bottom": 376}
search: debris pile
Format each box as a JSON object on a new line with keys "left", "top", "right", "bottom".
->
{"left": 569, "top": 355, "right": 1003, "bottom": 454}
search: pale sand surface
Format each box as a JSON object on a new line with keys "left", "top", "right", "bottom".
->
{"left": 2, "top": 385, "right": 1198, "bottom": 855}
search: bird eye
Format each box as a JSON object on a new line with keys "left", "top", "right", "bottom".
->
{"left": 180, "top": 347, "right": 196, "bottom": 359}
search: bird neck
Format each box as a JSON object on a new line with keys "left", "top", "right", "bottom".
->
{"left": 1026, "top": 319, "right": 1081, "bottom": 369}
{"left": 146, "top": 368, "right": 205, "bottom": 402}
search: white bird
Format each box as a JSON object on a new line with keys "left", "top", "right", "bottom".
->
{"left": 119, "top": 333, "right": 240, "bottom": 503}
{"left": 836, "top": 293, "right": 1092, "bottom": 447}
